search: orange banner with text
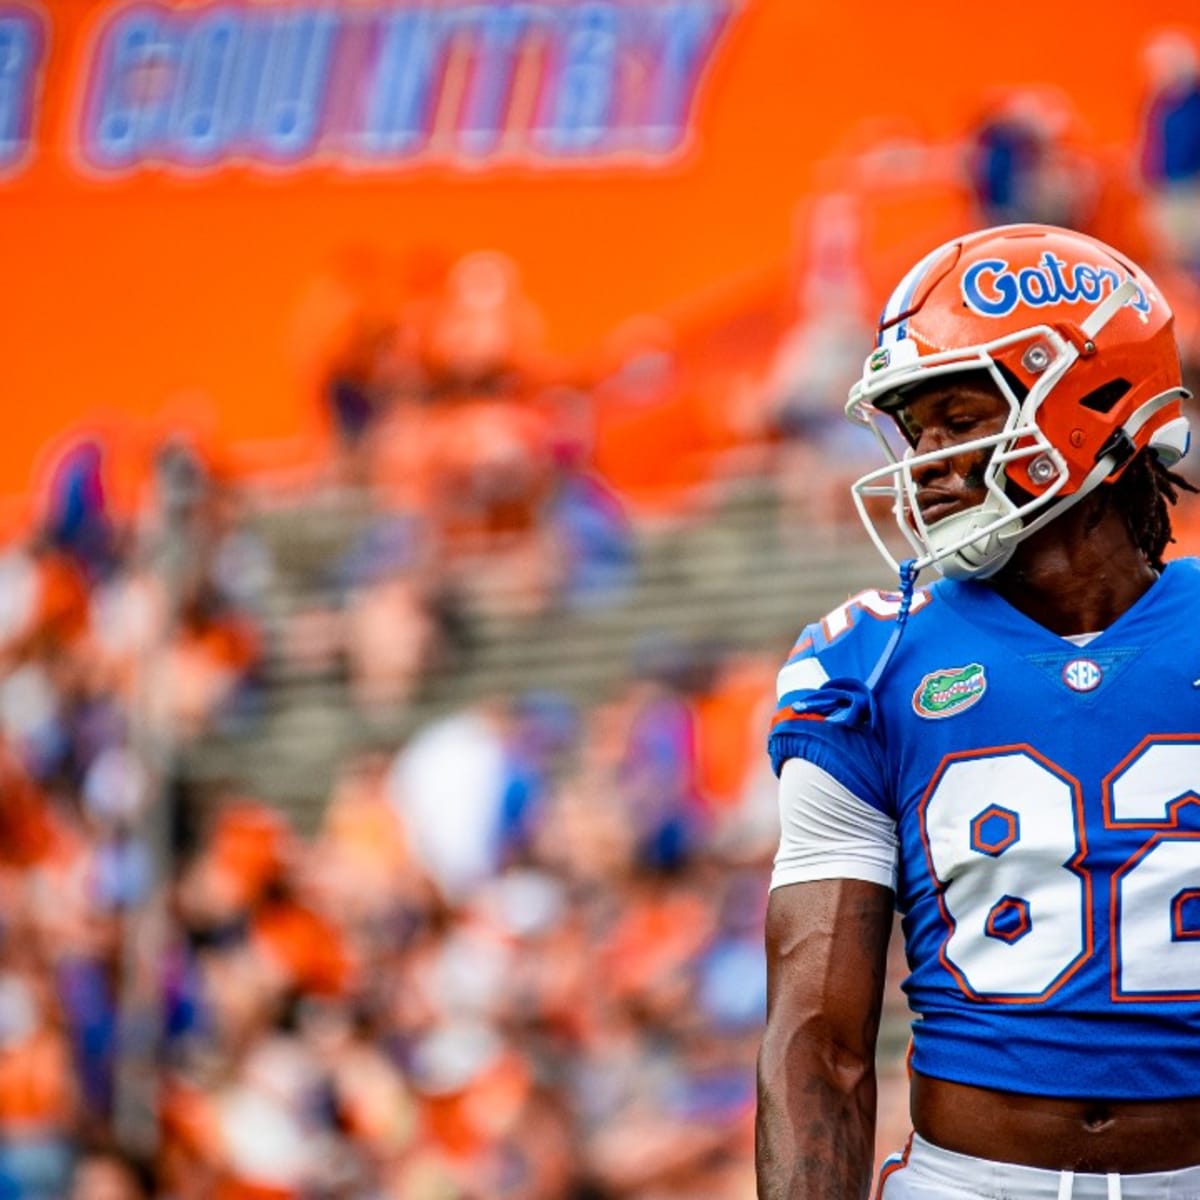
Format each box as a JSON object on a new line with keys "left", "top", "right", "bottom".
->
{"left": 1, "top": 0, "right": 1198, "bottom": 527}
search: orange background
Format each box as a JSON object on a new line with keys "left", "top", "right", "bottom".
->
{"left": 4, "top": 0, "right": 1200, "bottom": 523}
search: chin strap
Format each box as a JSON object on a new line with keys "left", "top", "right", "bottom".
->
{"left": 865, "top": 557, "right": 919, "bottom": 692}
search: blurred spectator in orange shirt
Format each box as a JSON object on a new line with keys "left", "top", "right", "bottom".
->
{"left": 422, "top": 252, "right": 545, "bottom": 395}
{"left": 0, "top": 542, "right": 90, "bottom": 670}
{"left": 157, "top": 584, "right": 260, "bottom": 739}
{"left": 691, "top": 652, "right": 776, "bottom": 814}
{"left": 0, "top": 741, "right": 58, "bottom": 870}
{"left": 0, "top": 962, "right": 79, "bottom": 1200}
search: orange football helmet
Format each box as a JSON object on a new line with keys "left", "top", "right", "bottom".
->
{"left": 846, "top": 224, "right": 1191, "bottom": 579}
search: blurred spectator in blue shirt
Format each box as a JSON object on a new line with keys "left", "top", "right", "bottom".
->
{"left": 1139, "top": 32, "right": 1200, "bottom": 274}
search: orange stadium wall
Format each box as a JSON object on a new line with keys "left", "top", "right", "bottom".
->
{"left": 2, "top": 0, "right": 1199, "bottom": 530}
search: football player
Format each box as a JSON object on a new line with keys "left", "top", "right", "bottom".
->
{"left": 757, "top": 224, "right": 1200, "bottom": 1199}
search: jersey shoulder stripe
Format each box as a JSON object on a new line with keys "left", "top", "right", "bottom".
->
{"left": 765, "top": 586, "right": 937, "bottom": 797}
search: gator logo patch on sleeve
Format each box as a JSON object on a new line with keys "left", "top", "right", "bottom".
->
{"left": 912, "top": 663, "right": 987, "bottom": 719}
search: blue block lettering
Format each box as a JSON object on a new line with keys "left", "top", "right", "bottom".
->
{"left": 360, "top": 8, "right": 452, "bottom": 158}
{"left": 639, "top": 1, "right": 728, "bottom": 152}
{"left": 0, "top": 9, "right": 44, "bottom": 171}
{"left": 537, "top": 2, "right": 620, "bottom": 154}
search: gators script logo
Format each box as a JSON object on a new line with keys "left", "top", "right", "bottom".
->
{"left": 912, "top": 663, "right": 987, "bottom": 719}
{"left": 960, "top": 254, "right": 1151, "bottom": 319}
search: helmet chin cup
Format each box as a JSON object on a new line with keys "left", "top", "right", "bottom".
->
{"left": 924, "top": 504, "right": 1021, "bottom": 580}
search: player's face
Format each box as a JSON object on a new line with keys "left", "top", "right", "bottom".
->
{"left": 892, "top": 377, "right": 1011, "bottom": 527}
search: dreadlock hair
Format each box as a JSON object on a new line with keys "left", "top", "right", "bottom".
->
{"left": 1099, "top": 451, "right": 1199, "bottom": 573}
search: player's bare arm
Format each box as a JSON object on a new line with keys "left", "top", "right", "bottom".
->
{"left": 757, "top": 877, "right": 893, "bottom": 1200}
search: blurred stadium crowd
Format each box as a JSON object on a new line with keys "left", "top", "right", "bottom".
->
{"left": 0, "top": 40, "right": 1199, "bottom": 1200}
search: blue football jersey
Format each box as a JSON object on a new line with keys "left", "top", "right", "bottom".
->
{"left": 768, "top": 558, "right": 1200, "bottom": 1100}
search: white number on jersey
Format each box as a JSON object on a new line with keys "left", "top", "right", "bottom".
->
{"left": 921, "top": 738, "right": 1200, "bottom": 1000}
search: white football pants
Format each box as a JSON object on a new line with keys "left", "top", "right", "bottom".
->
{"left": 878, "top": 1134, "right": 1200, "bottom": 1200}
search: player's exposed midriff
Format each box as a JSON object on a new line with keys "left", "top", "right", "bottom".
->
{"left": 912, "top": 1070, "right": 1200, "bottom": 1173}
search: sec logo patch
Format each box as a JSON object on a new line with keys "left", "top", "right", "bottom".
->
{"left": 1062, "top": 658, "right": 1103, "bottom": 693}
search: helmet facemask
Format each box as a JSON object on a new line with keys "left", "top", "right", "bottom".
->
{"left": 846, "top": 325, "right": 1077, "bottom": 580}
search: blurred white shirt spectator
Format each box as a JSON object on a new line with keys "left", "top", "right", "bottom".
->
{"left": 386, "top": 707, "right": 508, "bottom": 902}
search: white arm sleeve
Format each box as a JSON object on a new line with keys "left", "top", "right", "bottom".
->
{"left": 770, "top": 757, "right": 899, "bottom": 892}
